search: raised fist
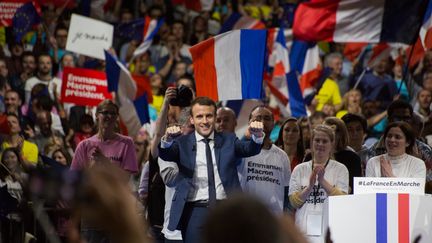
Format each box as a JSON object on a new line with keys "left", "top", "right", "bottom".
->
{"left": 164, "top": 125, "right": 182, "bottom": 142}
{"left": 248, "top": 121, "right": 264, "bottom": 138}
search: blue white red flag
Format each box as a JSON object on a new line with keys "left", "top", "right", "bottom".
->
{"left": 219, "top": 12, "right": 265, "bottom": 34}
{"left": 190, "top": 29, "right": 266, "bottom": 101}
{"left": 293, "top": 0, "right": 428, "bottom": 44}
{"left": 132, "top": 17, "right": 164, "bottom": 59}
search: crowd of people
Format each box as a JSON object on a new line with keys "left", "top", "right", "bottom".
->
{"left": 0, "top": 0, "right": 431, "bottom": 243}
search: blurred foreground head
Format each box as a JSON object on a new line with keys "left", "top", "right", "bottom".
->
{"left": 69, "top": 163, "right": 149, "bottom": 243}
{"left": 202, "top": 194, "right": 308, "bottom": 243}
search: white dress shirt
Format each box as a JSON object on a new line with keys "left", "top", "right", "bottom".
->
{"left": 188, "top": 131, "right": 227, "bottom": 201}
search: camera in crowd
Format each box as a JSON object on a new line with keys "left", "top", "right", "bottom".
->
{"left": 169, "top": 85, "right": 193, "bottom": 107}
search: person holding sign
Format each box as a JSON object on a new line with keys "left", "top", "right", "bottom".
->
{"left": 289, "top": 124, "right": 348, "bottom": 243}
{"left": 366, "top": 121, "right": 426, "bottom": 178}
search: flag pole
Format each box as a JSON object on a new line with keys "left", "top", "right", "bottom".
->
{"left": 398, "top": 44, "right": 416, "bottom": 94}
{"left": 353, "top": 68, "right": 367, "bottom": 90}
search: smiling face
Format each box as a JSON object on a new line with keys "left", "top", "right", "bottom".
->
{"left": 97, "top": 105, "right": 118, "bottom": 130}
{"left": 385, "top": 127, "right": 408, "bottom": 156}
{"left": 190, "top": 104, "right": 215, "bottom": 137}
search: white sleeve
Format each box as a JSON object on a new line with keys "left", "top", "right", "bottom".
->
{"left": 365, "top": 157, "right": 378, "bottom": 177}
{"left": 283, "top": 153, "right": 291, "bottom": 187}
{"left": 411, "top": 157, "right": 427, "bottom": 179}
{"left": 138, "top": 162, "right": 150, "bottom": 197}
{"left": 289, "top": 165, "right": 303, "bottom": 195}
{"left": 158, "top": 158, "right": 179, "bottom": 187}
{"left": 335, "top": 164, "right": 349, "bottom": 193}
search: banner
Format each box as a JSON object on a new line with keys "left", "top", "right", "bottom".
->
{"left": 0, "top": 0, "right": 28, "bottom": 26}
{"left": 61, "top": 67, "right": 112, "bottom": 106}
{"left": 354, "top": 177, "right": 425, "bottom": 195}
{"left": 66, "top": 14, "right": 113, "bottom": 60}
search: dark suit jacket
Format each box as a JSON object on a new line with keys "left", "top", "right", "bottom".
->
{"left": 158, "top": 131, "right": 262, "bottom": 230}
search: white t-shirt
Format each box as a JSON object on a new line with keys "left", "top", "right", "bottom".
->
{"left": 289, "top": 160, "right": 349, "bottom": 243}
{"left": 365, "top": 153, "right": 426, "bottom": 178}
{"left": 24, "top": 76, "right": 62, "bottom": 104}
{"left": 158, "top": 158, "right": 182, "bottom": 240}
{"left": 238, "top": 144, "right": 291, "bottom": 215}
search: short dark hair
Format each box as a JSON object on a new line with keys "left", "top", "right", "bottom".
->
{"left": 248, "top": 105, "right": 273, "bottom": 121}
{"left": 96, "top": 100, "right": 119, "bottom": 114}
{"left": 387, "top": 100, "right": 413, "bottom": 118}
{"left": 190, "top": 97, "right": 217, "bottom": 116}
{"left": 383, "top": 121, "right": 416, "bottom": 155}
{"left": 37, "top": 53, "right": 53, "bottom": 63}
{"left": 21, "top": 51, "right": 35, "bottom": 62}
{"left": 341, "top": 113, "right": 367, "bottom": 132}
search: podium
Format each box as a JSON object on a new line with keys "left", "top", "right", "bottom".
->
{"left": 328, "top": 193, "right": 432, "bottom": 243}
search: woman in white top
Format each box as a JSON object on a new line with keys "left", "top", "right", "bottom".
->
{"left": 289, "top": 125, "right": 349, "bottom": 243}
{"left": 366, "top": 121, "right": 426, "bottom": 178}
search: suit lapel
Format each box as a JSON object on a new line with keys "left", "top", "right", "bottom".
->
{"left": 214, "top": 132, "right": 222, "bottom": 169}
{"left": 188, "top": 133, "right": 197, "bottom": 170}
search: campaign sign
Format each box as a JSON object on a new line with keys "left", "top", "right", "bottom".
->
{"left": 354, "top": 177, "right": 425, "bottom": 195}
{"left": 61, "top": 67, "right": 112, "bottom": 106}
{"left": 66, "top": 14, "right": 113, "bottom": 60}
{"left": 0, "top": 0, "right": 28, "bottom": 26}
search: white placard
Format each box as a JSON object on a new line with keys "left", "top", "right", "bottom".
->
{"left": 354, "top": 177, "right": 425, "bottom": 195}
{"left": 66, "top": 14, "right": 113, "bottom": 60}
{"left": 329, "top": 194, "right": 432, "bottom": 243}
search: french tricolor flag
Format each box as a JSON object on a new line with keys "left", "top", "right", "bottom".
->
{"left": 293, "top": 0, "right": 428, "bottom": 44}
{"left": 190, "top": 29, "right": 266, "bottom": 101}
{"left": 329, "top": 193, "right": 432, "bottom": 243}
{"left": 288, "top": 41, "right": 321, "bottom": 114}
{"left": 219, "top": 12, "right": 265, "bottom": 34}
{"left": 104, "top": 50, "right": 150, "bottom": 135}
{"left": 132, "top": 16, "right": 164, "bottom": 60}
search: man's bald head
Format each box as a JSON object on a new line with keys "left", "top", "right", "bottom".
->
{"left": 215, "top": 107, "right": 237, "bottom": 133}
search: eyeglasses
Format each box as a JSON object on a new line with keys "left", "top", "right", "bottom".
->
{"left": 98, "top": 110, "right": 118, "bottom": 116}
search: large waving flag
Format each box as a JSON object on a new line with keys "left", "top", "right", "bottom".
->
{"left": 132, "top": 17, "right": 164, "bottom": 59}
{"left": 267, "top": 28, "right": 303, "bottom": 117}
{"left": 190, "top": 29, "right": 266, "bottom": 101}
{"left": 268, "top": 28, "right": 290, "bottom": 77}
{"left": 104, "top": 51, "right": 151, "bottom": 135}
{"left": 12, "top": 2, "right": 41, "bottom": 42}
{"left": 293, "top": 0, "right": 428, "bottom": 44}
{"left": 104, "top": 50, "right": 137, "bottom": 99}
{"left": 290, "top": 41, "right": 322, "bottom": 100}
{"left": 219, "top": 12, "right": 265, "bottom": 34}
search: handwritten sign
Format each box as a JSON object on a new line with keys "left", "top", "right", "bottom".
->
{"left": 354, "top": 177, "right": 425, "bottom": 195}
{"left": 61, "top": 67, "right": 112, "bottom": 106}
{"left": 66, "top": 14, "right": 113, "bottom": 60}
{"left": 0, "top": 0, "right": 28, "bottom": 26}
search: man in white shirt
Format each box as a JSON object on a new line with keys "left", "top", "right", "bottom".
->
{"left": 24, "top": 54, "right": 61, "bottom": 104}
{"left": 238, "top": 105, "right": 291, "bottom": 215}
{"left": 159, "top": 97, "right": 264, "bottom": 243}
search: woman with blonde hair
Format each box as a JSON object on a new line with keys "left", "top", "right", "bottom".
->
{"left": 336, "top": 89, "right": 362, "bottom": 119}
{"left": 289, "top": 124, "right": 348, "bottom": 243}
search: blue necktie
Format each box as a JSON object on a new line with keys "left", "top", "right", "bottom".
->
{"left": 203, "top": 138, "right": 216, "bottom": 205}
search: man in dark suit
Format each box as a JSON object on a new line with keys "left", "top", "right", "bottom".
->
{"left": 159, "top": 97, "right": 264, "bottom": 243}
